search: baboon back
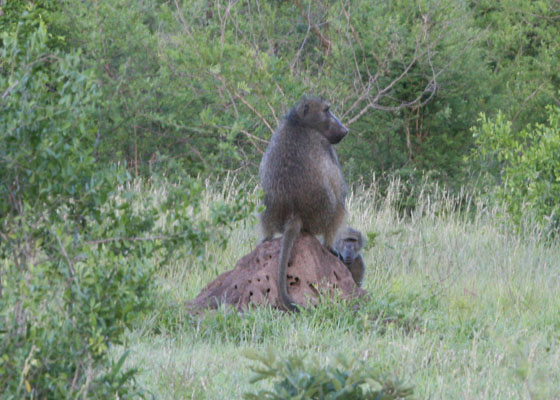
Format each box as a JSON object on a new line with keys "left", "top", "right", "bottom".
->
{"left": 259, "top": 116, "right": 346, "bottom": 235}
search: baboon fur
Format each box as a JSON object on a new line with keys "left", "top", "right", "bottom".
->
{"left": 334, "top": 226, "right": 365, "bottom": 287}
{"left": 259, "top": 96, "right": 349, "bottom": 311}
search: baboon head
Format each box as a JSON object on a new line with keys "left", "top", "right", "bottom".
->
{"left": 336, "top": 227, "right": 363, "bottom": 265}
{"left": 290, "top": 97, "right": 349, "bottom": 144}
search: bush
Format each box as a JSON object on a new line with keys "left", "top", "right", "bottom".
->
{"left": 0, "top": 21, "right": 253, "bottom": 398}
{"left": 52, "top": 0, "right": 494, "bottom": 186}
{"left": 470, "top": 105, "right": 560, "bottom": 232}
{"left": 470, "top": 0, "right": 560, "bottom": 130}
{"left": 0, "top": 20, "right": 151, "bottom": 398}
{"left": 243, "top": 349, "right": 413, "bottom": 400}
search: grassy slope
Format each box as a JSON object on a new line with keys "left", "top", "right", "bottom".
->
{"left": 122, "top": 180, "right": 560, "bottom": 399}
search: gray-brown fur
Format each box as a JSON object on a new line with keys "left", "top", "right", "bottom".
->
{"left": 334, "top": 227, "right": 365, "bottom": 287}
{"left": 259, "top": 97, "right": 349, "bottom": 311}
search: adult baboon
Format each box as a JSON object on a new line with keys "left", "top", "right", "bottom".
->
{"left": 259, "top": 96, "right": 349, "bottom": 311}
{"left": 334, "top": 227, "right": 365, "bottom": 287}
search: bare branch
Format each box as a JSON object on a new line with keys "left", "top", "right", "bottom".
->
{"left": 233, "top": 91, "right": 275, "bottom": 134}
{"left": 173, "top": 0, "right": 202, "bottom": 59}
{"left": 241, "top": 129, "right": 266, "bottom": 154}
{"left": 512, "top": 82, "right": 546, "bottom": 122}
{"left": 85, "top": 235, "right": 169, "bottom": 245}
{"left": 266, "top": 100, "right": 279, "bottom": 127}
{"left": 211, "top": 72, "right": 274, "bottom": 134}
{"left": 2, "top": 80, "right": 19, "bottom": 99}
{"left": 293, "top": 0, "right": 331, "bottom": 56}
{"left": 56, "top": 233, "right": 76, "bottom": 278}
{"left": 290, "top": 22, "right": 312, "bottom": 72}
{"left": 343, "top": 11, "right": 486, "bottom": 125}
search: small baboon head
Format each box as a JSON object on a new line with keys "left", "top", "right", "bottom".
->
{"left": 290, "top": 97, "right": 349, "bottom": 144}
{"left": 335, "top": 227, "right": 363, "bottom": 265}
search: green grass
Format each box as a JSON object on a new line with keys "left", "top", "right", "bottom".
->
{"left": 119, "top": 178, "right": 560, "bottom": 399}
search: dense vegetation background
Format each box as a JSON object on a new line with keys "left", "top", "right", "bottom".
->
{"left": 1, "top": 0, "right": 559, "bottom": 398}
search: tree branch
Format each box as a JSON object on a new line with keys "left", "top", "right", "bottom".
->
{"left": 293, "top": 0, "right": 331, "bottom": 56}
{"left": 85, "top": 235, "right": 169, "bottom": 245}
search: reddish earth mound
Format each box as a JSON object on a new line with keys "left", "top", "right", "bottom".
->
{"left": 187, "top": 234, "right": 367, "bottom": 312}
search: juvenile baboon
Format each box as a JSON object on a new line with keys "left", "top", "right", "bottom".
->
{"left": 259, "top": 96, "right": 349, "bottom": 311}
{"left": 334, "top": 227, "right": 365, "bottom": 287}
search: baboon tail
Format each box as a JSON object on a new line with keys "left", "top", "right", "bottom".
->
{"left": 278, "top": 215, "right": 302, "bottom": 312}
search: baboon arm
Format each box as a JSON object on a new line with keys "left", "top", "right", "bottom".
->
{"left": 350, "top": 255, "right": 365, "bottom": 287}
{"left": 324, "top": 204, "right": 347, "bottom": 248}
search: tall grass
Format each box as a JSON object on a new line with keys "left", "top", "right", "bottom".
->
{"left": 120, "top": 177, "right": 560, "bottom": 399}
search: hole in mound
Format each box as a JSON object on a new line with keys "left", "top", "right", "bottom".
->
{"left": 266, "top": 275, "right": 270, "bottom": 281}
{"left": 308, "top": 283, "right": 319, "bottom": 295}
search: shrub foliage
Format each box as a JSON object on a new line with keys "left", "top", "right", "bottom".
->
{"left": 243, "top": 349, "right": 413, "bottom": 400}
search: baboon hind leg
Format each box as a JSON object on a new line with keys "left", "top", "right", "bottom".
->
{"left": 259, "top": 209, "right": 278, "bottom": 243}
